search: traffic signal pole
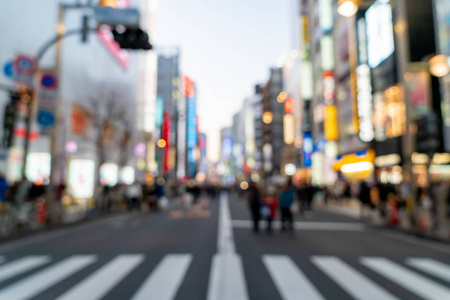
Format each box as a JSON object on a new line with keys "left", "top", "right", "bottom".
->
{"left": 32, "top": 0, "right": 152, "bottom": 223}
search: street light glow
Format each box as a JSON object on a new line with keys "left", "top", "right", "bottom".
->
{"left": 157, "top": 139, "right": 167, "bottom": 148}
{"left": 429, "top": 54, "right": 450, "bottom": 77}
{"left": 262, "top": 111, "right": 273, "bottom": 124}
{"left": 337, "top": 0, "right": 359, "bottom": 17}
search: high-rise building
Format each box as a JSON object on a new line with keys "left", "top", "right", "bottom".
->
{"left": 261, "top": 68, "right": 284, "bottom": 176}
{"left": 156, "top": 48, "right": 180, "bottom": 178}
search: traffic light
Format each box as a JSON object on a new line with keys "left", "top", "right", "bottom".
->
{"left": 112, "top": 28, "right": 152, "bottom": 50}
{"left": 98, "top": 0, "right": 117, "bottom": 8}
{"left": 2, "top": 93, "right": 19, "bottom": 148}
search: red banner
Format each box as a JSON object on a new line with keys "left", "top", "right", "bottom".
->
{"left": 163, "top": 112, "right": 171, "bottom": 174}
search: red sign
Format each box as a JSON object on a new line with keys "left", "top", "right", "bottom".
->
{"left": 284, "top": 97, "right": 294, "bottom": 114}
{"left": 163, "top": 112, "right": 171, "bottom": 174}
{"left": 182, "top": 75, "right": 195, "bottom": 98}
{"left": 97, "top": 0, "right": 130, "bottom": 70}
{"left": 13, "top": 127, "right": 39, "bottom": 140}
{"left": 14, "top": 54, "right": 38, "bottom": 76}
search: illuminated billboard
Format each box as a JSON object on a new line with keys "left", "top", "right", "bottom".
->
{"left": 303, "top": 133, "right": 313, "bottom": 167}
{"left": 69, "top": 159, "right": 95, "bottom": 199}
{"left": 187, "top": 95, "right": 197, "bottom": 177}
{"left": 366, "top": 1, "right": 395, "bottom": 68}
{"left": 100, "top": 163, "right": 119, "bottom": 187}
{"left": 26, "top": 152, "right": 51, "bottom": 184}
{"left": 222, "top": 136, "right": 233, "bottom": 159}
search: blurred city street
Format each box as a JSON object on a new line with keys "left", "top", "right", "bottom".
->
{"left": 1, "top": 0, "right": 450, "bottom": 299}
{"left": 0, "top": 193, "right": 448, "bottom": 299}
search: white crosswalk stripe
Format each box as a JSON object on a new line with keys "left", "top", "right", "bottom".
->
{"left": 263, "top": 255, "right": 325, "bottom": 300}
{"left": 406, "top": 258, "right": 450, "bottom": 283}
{"left": 0, "top": 254, "right": 447, "bottom": 300}
{"left": 131, "top": 254, "right": 192, "bottom": 300}
{"left": 311, "top": 256, "right": 399, "bottom": 300}
{"left": 361, "top": 257, "right": 450, "bottom": 300}
{"left": 56, "top": 254, "right": 144, "bottom": 300}
{"left": 0, "top": 256, "right": 51, "bottom": 283}
{"left": 0, "top": 255, "right": 97, "bottom": 300}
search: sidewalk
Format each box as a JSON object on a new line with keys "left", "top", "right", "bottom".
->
{"left": 317, "top": 198, "right": 450, "bottom": 242}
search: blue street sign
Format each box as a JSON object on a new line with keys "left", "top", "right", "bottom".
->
{"left": 37, "top": 110, "right": 55, "bottom": 127}
{"left": 3, "top": 61, "right": 14, "bottom": 78}
{"left": 41, "top": 74, "right": 57, "bottom": 89}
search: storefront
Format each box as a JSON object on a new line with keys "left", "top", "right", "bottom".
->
{"left": 412, "top": 152, "right": 450, "bottom": 187}
{"left": 333, "top": 149, "right": 375, "bottom": 181}
{"left": 374, "top": 136, "right": 403, "bottom": 185}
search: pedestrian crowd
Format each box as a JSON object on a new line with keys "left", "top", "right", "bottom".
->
{"left": 246, "top": 177, "right": 317, "bottom": 233}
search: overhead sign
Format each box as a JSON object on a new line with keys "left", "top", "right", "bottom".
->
{"left": 95, "top": 7, "right": 140, "bottom": 27}
{"left": 97, "top": 0, "right": 131, "bottom": 70}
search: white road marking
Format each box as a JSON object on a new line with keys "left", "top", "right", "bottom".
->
{"left": 56, "top": 254, "right": 144, "bottom": 300}
{"left": 361, "top": 257, "right": 450, "bottom": 300}
{"left": 207, "top": 193, "right": 249, "bottom": 300}
{"left": 0, "top": 255, "right": 97, "bottom": 300}
{"left": 263, "top": 255, "right": 324, "bottom": 300}
{"left": 0, "top": 256, "right": 51, "bottom": 283}
{"left": 231, "top": 220, "right": 365, "bottom": 231}
{"left": 131, "top": 254, "right": 192, "bottom": 300}
{"left": 218, "top": 193, "right": 236, "bottom": 253}
{"left": 406, "top": 258, "right": 450, "bottom": 283}
{"left": 208, "top": 254, "right": 249, "bottom": 300}
{"left": 312, "top": 256, "right": 399, "bottom": 300}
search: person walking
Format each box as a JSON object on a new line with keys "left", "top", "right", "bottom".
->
{"left": 296, "top": 183, "right": 308, "bottom": 215}
{"left": 0, "top": 174, "right": 9, "bottom": 204}
{"left": 358, "top": 181, "right": 371, "bottom": 220}
{"left": 261, "top": 186, "right": 278, "bottom": 233}
{"left": 247, "top": 181, "right": 261, "bottom": 233}
{"left": 280, "top": 178, "right": 295, "bottom": 232}
{"left": 126, "top": 182, "right": 142, "bottom": 211}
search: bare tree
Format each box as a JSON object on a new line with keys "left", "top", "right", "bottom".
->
{"left": 82, "top": 80, "right": 136, "bottom": 209}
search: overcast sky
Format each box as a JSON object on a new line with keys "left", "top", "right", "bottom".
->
{"left": 155, "top": 0, "right": 293, "bottom": 161}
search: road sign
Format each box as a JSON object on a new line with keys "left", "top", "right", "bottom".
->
{"left": 37, "top": 110, "right": 55, "bottom": 127}
{"left": 37, "top": 71, "right": 57, "bottom": 112}
{"left": 95, "top": 7, "right": 140, "bottom": 27}
{"left": 3, "top": 61, "right": 14, "bottom": 78}
{"left": 41, "top": 74, "right": 58, "bottom": 89}
{"left": 14, "top": 55, "right": 37, "bottom": 76}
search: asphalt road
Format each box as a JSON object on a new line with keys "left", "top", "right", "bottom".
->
{"left": 0, "top": 192, "right": 448, "bottom": 300}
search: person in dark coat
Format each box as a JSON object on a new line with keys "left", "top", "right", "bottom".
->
{"left": 359, "top": 181, "right": 371, "bottom": 219}
{"left": 247, "top": 181, "right": 261, "bottom": 233}
{"left": 280, "top": 178, "right": 295, "bottom": 231}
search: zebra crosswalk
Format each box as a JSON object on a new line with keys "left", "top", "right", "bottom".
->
{"left": 0, "top": 254, "right": 447, "bottom": 300}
